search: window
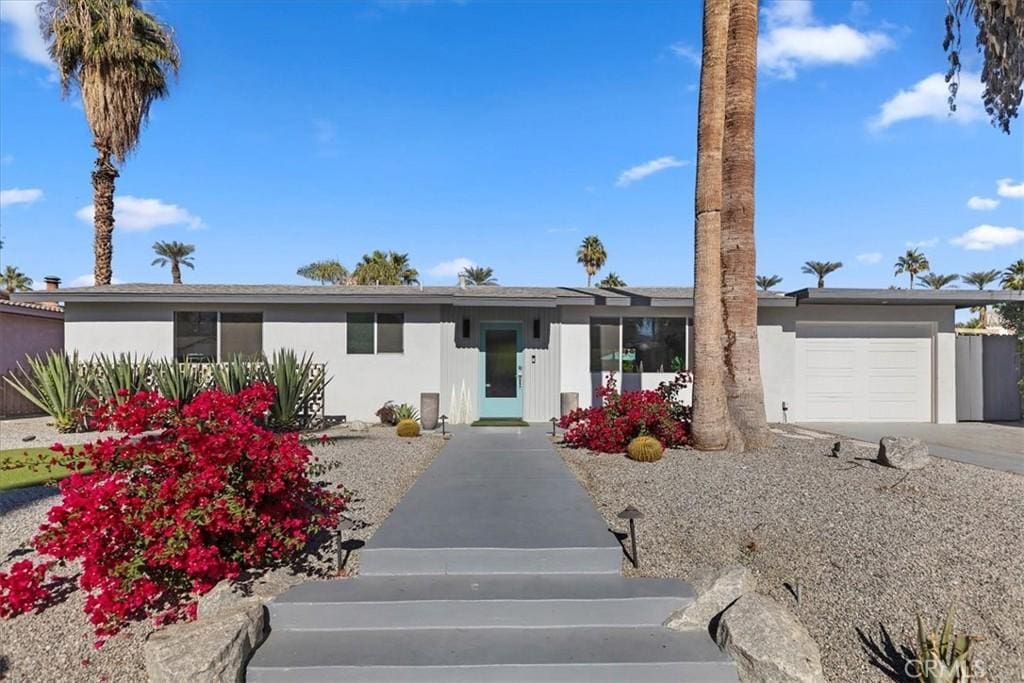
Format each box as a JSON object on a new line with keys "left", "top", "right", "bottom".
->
{"left": 462, "top": 318, "right": 471, "bottom": 339}
{"left": 622, "top": 317, "right": 687, "bottom": 373}
{"left": 589, "top": 318, "right": 621, "bottom": 372}
{"left": 174, "top": 312, "right": 264, "bottom": 362}
{"left": 377, "top": 313, "right": 404, "bottom": 353}
{"left": 175, "top": 312, "right": 218, "bottom": 362}
{"left": 220, "top": 312, "right": 263, "bottom": 360}
{"left": 532, "top": 318, "right": 541, "bottom": 339}
{"left": 590, "top": 316, "right": 689, "bottom": 373}
{"left": 347, "top": 312, "right": 405, "bottom": 354}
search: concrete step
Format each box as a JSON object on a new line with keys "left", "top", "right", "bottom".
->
{"left": 269, "top": 574, "right": 695, "bottom": 630}
{"left": 359, "top": 545, "right": 622, "bottom": 576}
{"left": 246, "top": 626, "right": 737, "bottom": 683}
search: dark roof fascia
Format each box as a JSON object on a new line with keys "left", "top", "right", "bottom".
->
{"left": 787, "top": 288, "right": 1024, "bottom": 309}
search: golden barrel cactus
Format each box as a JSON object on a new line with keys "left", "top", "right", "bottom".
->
{"left": 626, "top": 435, "right": 664, "bottom": 462}
{"left": 396, "top": 419, "right": 421, "bottom": 437}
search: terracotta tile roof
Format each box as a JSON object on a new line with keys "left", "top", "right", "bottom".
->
{"left": 0, "top": 298, "right": 64, "bottom": 314}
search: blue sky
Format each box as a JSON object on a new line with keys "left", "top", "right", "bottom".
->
{"left": 1, "top": 0, "right": 1021, "bottom": 290}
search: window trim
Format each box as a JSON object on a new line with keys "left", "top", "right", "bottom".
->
{"left": 173, "top": 311, "right": 264, "bottom": 363}
{"left": 346, "top": 312, "right": 405, "bottom": 355}
{"left": 589, "top": 315, "right": 691, "bottom": 374}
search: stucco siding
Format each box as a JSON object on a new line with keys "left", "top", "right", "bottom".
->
{"left": 65, "top": 303, "right": 173, "bottom": 358}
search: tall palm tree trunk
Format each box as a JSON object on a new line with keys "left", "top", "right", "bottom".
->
{"left": 171, "top": 261, "right": 182, "bottom": 284}
{"left": 691, "top": 0, "right": 732, "bottom": 451}
{"left": 92, "top": 149, "right": 119, "bottom": 286}
{"left": 818, "top": 275, "right": 825, "bottom": 288}
{"left": 720, "top": 0, "right": 771, "bottom": 451}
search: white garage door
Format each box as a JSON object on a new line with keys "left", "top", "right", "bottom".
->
{"left": 796, "top": 323, "right": 932, "bottom": 422}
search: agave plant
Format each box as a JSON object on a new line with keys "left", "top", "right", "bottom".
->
{"left": 87, "top": 353, "right": 152, "bottom": 405}
{"left": 393, "top": 403, "right": 419, "bottom": 422}
{"left": 211, "top": 355, "right": 267, "bottom": 395}
{"left": 263, "top": 349, "right": 330, "bottom": 432}
{"left": 4, "top": 351, "right": 89, "bottom": 432}
{"left": 152, "top": 359, "right": 205, "bottom": 406}
{"left": 914, "top": 609, "right": 979, "bottom": 683}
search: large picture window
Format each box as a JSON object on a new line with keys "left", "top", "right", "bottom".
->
{"left": 174, "top": 311, "right": 264, "bottom": 362}
{"left": 347, "top": 312, "right": 405, "bottom": 354}
{"left": 590, "top": 316, "right": 689, "bottom": 374}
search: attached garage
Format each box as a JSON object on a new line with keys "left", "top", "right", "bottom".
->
{"left": 795, "top": 322, "right": 933, "bottom": 422}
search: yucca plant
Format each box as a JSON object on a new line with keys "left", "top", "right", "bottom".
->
{"left": 152, "top": 359, "right": 205, "bottom": 406}
{"left": 211, "top": 355, "right": 266, "bottom": 395}
{"left": 87, "top": 353, "right": 152, "bottom": 405}
{"left": 393, "top": 403, "right": 419, "bottom": 422}
{"left": 914, "top": 609, "right": 979, "bottom": 683}
{"left": 4, "top": 351, "right": 89, "bottom": 432}
{"left": 264, "top": 349, "right": 330, "bottom": 432}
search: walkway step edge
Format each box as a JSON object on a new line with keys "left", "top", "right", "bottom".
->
{"left": 360, "top": 547, "right": 622, "bottom": 576}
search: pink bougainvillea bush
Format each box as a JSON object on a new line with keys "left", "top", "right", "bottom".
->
{"left": 559, "top": 372, "right": 691, "bottom": 453}
{"left": 0, "top": 383, "right": 345, "bottom": 641}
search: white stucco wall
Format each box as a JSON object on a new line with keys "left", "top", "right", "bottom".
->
{"left": 65, "top": 303, "right": 174, "bottom": 358}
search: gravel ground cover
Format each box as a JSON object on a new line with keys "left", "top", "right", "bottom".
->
{"left": 0, "top": 421, "right": 445, "bottom": 682}
{"left": 557, "top": 426, "right": 1024, "bottom": 683}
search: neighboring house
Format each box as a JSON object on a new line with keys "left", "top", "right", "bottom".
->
{"left": 1, "top": 279, "right": 65, "bottom": 418}
{"left": 14, "top": 284, "right": 1024, "bottom": 424}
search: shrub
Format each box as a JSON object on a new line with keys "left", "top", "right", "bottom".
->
{"left": 559, "top": 373, "right": 690, "bottom": 453}
{"left": 393, "top": 403, "right": 419, "bottom": 422}
{"left": 913, "top": 608, "right": 979, "bottom": 683}
{"left": 396, "top": 419, "right": 421, "bottom": 437}
{"left": 4, "top": 351, "right": 89, "bottom": 432}
{"left": 151, "top": 359, "right": 204, "bottom": 407}
{"left": 264, "top": 349, "right": 330, "bottom": 432}
{"left": 376, "top": 401, "right": 397, "bottom": 425}
{"left": 87, "top": 353, "right": 152, "bottom": 406}
{"left": 0, "top": 383, "right": 345, "bottom": 640}
{"left": 626, "top": 435, "right": 664, "bottom": 462}
{"left": 211, "top": 355, "right": 266, "bottom": 395}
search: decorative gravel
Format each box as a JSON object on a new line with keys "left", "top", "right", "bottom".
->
{"left": 0, "top": 417, "right": 122, "bottom": 451}
{"left": 557, "top": 426, "right": 1024, "bottom": 683}
{"left": 0, "top": 422, "right": 445, "bottom": 682}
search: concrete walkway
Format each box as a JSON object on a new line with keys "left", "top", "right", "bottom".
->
{"left": 803, "top": 422, "right": 1024, "bottom": 475}
{"left": 249, "top": 426, "right": 736, "bottom": 682}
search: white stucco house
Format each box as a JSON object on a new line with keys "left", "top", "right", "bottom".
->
{"left": 14, "top": 284, "right": 1022, "bottom": 424}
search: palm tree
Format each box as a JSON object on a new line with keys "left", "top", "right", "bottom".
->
{"left": 151, "top": 241, "right": 195, "bottom": 284}
{"left": 576, "top": 235, "right": 607, "bottom": 286}
{"left": 297, "top": 259, "right": 348, "bottom": 285}
{"left": 719, "top": 0, "right": 771, "bottom": 450}
{"left": 43, "top": 0, "right": 180, "bottom": 286}
{"left": 690, "top": 0, "right": 731, "bottom": 451}
{"left": 597, "top": 272, "right": 626, "bottom": 287}
{"left": 1002, "top": 258, "right": 1024, "bottom": 291}
{"left": 755, "top": 274, "right": 783, "bottom": 292}
{"left": 801, "top": 261, "right": 842, "bottom": 288}
{"left": 916, "top": 272, "right": 959, "bottom": 289}
{"left": 461, "top": 266, "right": 497, "bottom": 286}
{"left": 1, "top": 266, "right": 33, "bottom": 292}
{"left": 352, "top": 250, "right": 419, "bottom": 286}
{"left": 893, "top": 249, "right": 930, "bottom": 288}
{"left": 962, "top": 269, "right": 1001, "bottom": 326}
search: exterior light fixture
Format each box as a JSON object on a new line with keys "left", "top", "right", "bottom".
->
{"left": 617, "top": 505, "right": 644, "bottom": 568}
{"left": 549, "top": 417, "right": 558, "bottom": 436}
{"left": 439, "top": 414, "right": 448, "bottom": 436}
{"left": 336, "top": 516, "right": 355, "bottom": 572}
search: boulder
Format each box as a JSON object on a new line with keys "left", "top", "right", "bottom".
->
{"left": 716, "top": 593, "right": 825, "bottom": 683}
{"left": 198, "top": 572, "right": 299, "bottom": 620}
{"left": 145, "top": 601, "right": 265, "bottom": 683}
{"left": 348, "top": 420, "right": 369, "bottom": 433}
{"left": 665, "top": 565, "right": 755, "bottom": 631}
{"left": 878, "top": 436, "right": 931, "bottom": 470}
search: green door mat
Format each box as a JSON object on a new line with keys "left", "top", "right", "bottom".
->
{"left": 470, "top": 418, "right": 531, "bottom": 427}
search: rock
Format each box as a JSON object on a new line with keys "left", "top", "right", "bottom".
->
{"left": 198, "top": 572, "right": 299, "bottom": 620}
{"left": 21, "top": 435, "right": 36, "bottom": 442}
{"left": 716, "top": 593, "right": 825, "bottom": 683}
{"left": 420, "top": 393, "right": 440, "bottom": 430}
{"left": 348, "top": 420, "right": 369, "bottom": 433}
{"left": 560, "top": 392, "right": 579, "bottom": 417}
{"left": 145, "top": 601, "right": 265, "bottom": 683}
{"left": 665, "top": 565, "right": 755, "bottom": 631}
{"left": 878, "top": 436, "right": 931, "bottom": 470}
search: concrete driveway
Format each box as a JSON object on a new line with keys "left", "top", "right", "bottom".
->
{"left": 800, "top": 422, "right": 1024, "bottom": 475}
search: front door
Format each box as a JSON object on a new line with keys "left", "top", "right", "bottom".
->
{"left": 479, "top": 323, "right": 524, "bottom": 418}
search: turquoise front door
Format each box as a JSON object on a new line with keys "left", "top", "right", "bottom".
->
{"left": 479, "top": 323, "right": 524, "bottom": 418}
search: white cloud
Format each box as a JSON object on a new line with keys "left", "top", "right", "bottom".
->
{"left": 996, "top": 178, "right": 1024, "bottom": 199}
{"left": 758, "top": 0, "right": 892, "bottom": 79}
{"left": 967, "top": 196, "right": 999, "bottom": 211}
{"left": 669, "top": 42, "right": 701, "bottom": 67}
{"left": 0, "top": 187, "right": 43, "bottom": 207}
{"left": 869, "top": 72, "right": 984, "bottom": 130}
{"left": 616, "top": 156, "right": 688, "bottom": 187}
{"left": 950, "top": 224, "right": 1024, "bottom": 251}
{"left": 69, "top": 274, "right": 124, "bottom": 288}
{"left": 906, "top": 237, "right": 939, "bottom": 248}
{"left": 75, "top": 195, "right": 204, "bottom": 232}
{"left": 0, "top": 0, "right": 52, "bottom": 68}
{"left": 427, "top": 257, "right": 474, "bottom": 279}
{"left": 856, "top": 252, "right": 883, "bottom": 264}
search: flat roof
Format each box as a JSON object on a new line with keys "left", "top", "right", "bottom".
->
{"left": 13, "top": 284, "right": 1022, "bottom": 309}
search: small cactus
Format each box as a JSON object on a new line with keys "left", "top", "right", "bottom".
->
{"left": 914, "top": 608, "right": 979, "bottom": 683}
{"left": 626, "top": 435, "right": 664, "bottom": 462}
{"left": 396, "top": 419, "right": 421, "bottom": 438}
